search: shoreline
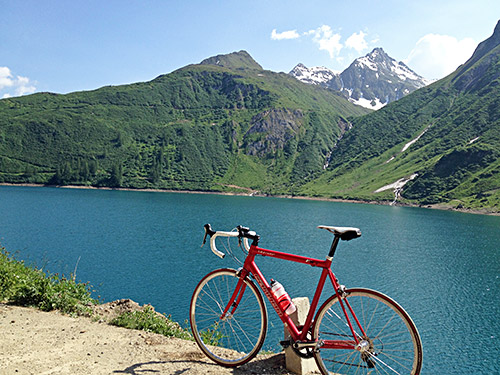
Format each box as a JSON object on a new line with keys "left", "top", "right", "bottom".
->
{"left": 1, "top": 182, "right": 499, "bottom": 217}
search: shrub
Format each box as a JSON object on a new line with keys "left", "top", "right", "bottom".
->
{"left": 110, "top": 306, "right": 192, "bottom": 340}
{"left": 0, "top": 246, "right": 96, "bottom": 315}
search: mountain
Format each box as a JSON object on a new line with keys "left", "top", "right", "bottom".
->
{"left": 299, "top": 21, "right": 500, "bottom": 213}
{"left": 2, "top": 23, "right": 499, "bottom": 214}
{"left": 0, "top": 50, "right": 369, "bottom": 193}
{"left": 290, "top": 48, "right": 430, "bottom": 110}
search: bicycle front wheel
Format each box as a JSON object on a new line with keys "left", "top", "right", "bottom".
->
{"left": 189, "top": 268, "right": 268, "bottom": 367}
{"left": 313, "top": 288, "right": 422, "bottom": 375}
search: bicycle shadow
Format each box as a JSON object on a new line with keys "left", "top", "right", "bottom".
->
{"left": 113, "top": 360, "right": 165, "bottom": 374}
{"left": 233, "top": 353, "right": 290, "bottom": 374}
{"left": 112, "top": 359, "right": 209, "bottom": 374}
{"left": 112, "top": 353, "right": 291, "bottom": 375}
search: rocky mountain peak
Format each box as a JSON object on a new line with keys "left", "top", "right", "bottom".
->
{"left": 476, "top": 19, "right": 500, "bottom": 56}
{"left": 366, "top": 47, "right": 390, "bottom": 62}
{"left": 290, "top": 47, "right": 430, "bottom": 109}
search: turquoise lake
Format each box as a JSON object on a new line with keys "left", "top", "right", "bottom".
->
{"left": 1, "top": 185, "right": 499, "bottom": 374}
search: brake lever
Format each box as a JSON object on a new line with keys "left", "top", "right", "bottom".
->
{"left": 201, "top": 223, "right": 215, "bottom": 247}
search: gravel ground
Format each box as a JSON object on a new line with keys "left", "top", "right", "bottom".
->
{"left": 0, "top": 302, "right": 295, "bottom": 375}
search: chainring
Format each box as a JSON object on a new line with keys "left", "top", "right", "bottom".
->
{"left": 291, "top": 326, "right": 316, "bottom": 359}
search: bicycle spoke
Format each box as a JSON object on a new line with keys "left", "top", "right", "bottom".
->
{"left": 203, "top": 283, "right": 225, "bottom": 313}
{"left": 197, "top": 292, "right": 223, "bottom": 316}
{"left": 368, "top": 352, "right": 407, "bottom": 375}
{"left": 372, "top": 311, "right": 398, "bottom": 341}
{"left": 365, "top": 298, "right": 380, "bottom": 333}
{"left": 324, "top": 307, "right": 356, "bottom": 339}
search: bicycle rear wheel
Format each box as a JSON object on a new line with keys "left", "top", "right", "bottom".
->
{"left": 190, "top": 268, "right": 268, "bottom": 367}
{"left": 313, "top": 288, "right": 422, "bottom": 375}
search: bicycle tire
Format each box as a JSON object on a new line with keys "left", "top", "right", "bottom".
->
{"left": 189, "top": 268, "right": 268, "bottom": 367}
{"left": 312, "top": 288, "right": 423, "bottom": 375}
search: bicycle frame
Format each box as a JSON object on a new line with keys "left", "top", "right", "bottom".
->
{"left": 220, "top": 242, "right": 367, "bottom": 350}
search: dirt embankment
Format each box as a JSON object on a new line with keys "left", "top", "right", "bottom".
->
{"left": 0, "top": 302, "right": 293, "bottom": 375}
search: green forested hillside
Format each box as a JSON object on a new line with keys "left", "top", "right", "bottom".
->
{"left": 300, "top": 21, "right": 500, "bottom": 212}
{"left": 0, "top": 51, "right": 368, "bottom": 193}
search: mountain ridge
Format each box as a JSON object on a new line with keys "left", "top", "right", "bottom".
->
{"left": 450, "top": 20, "right": 500, "bottom": 93}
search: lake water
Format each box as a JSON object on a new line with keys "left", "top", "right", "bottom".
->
{"left": 0, "top": 185, "right": 499, "bottom": 374}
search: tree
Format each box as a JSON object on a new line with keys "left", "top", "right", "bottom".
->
{"left": 79, "top": 160, "right": 90, "bottom": 182}
{"left": 109, "top": 162, "right": 123, "bottom": 187}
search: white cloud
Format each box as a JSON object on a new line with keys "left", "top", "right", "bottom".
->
{"left": 311, "top": 25, "right": 343, "bottom": 58}
{"left": 271, "top": 29, "right": 300, "bottom": 40}
{"left": 0, "top": 66, "right": 36, "bottom": 98}
{"left": 345, "top": 31, "right": 368, "bottom": 53}
{"left": 405, "top": 34, "right": 477, "bottom": 80}
{"left": 271, "top": 25, "right": 371, "bottom": 61}
{"left": 14, "top": 76, "right": 36, "bottom": 96}
{"left": 0, "top": 67, "right": 14, "bottom": 89}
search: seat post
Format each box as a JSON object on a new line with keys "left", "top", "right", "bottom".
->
{"left": 328, "top": 235, "right": 341, "bottom": 259}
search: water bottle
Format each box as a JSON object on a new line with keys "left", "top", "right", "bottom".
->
{"left": 270, "top": 279, "right": 296, "bottom": 315}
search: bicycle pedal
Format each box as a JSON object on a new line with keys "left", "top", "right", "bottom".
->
{"left": 279, "top": 340, "right": 291, "bottom": 349}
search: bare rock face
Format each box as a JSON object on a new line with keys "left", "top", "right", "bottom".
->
{"left": 244, "top": 109, "right": 304, "bottom": 156}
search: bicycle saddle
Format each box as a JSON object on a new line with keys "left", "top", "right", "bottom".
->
{"left": 318, "top": 225, "right": 361, "bottom": 241}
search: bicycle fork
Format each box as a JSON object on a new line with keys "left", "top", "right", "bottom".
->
{"left": 219, "top": 270, "right": 248, "bottom": 320}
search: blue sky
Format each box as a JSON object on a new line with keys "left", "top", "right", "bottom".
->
{"left": 1, "top": 0, "right": 500, "bottom": 98}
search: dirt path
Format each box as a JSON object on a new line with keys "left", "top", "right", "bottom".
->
{"left": 0, "top": 303, "right": 293, "bottom": 375}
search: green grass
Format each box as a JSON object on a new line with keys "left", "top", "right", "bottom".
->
{"left": 0, "top": 246, "right": 96, "bottom": 315}
{"left": 198, "top": 321, "right": 225, "bottom": 346}
{"left": 110, "top": 306, "right": 193, "bottom": 340}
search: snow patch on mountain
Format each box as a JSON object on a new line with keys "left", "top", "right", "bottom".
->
{"left": 349, "top": 97, "right": 385, "bottom": 110}
{"left": 289, "top": 64, "right": 339, "bottom": 85}
{"left": 401, "top": 126, "right": 430, "bottom": 152}
{"left": 375, "top": 173, "right": 419, "bottom": 193}
{"left": 375, "top": 173, "right": 419, "bottom": 205}
{"left": 356, "top": 56, "right": 378, "bottom": 71}
{"left": 468, "top": 136, "right": 480, "bottom": 144}
{"left": 390, "top": 60, "right": 430, "bottom": 85}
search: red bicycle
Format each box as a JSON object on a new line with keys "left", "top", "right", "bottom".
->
{"left": 190, "top": 224, "right": 423, "bottom": 374}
